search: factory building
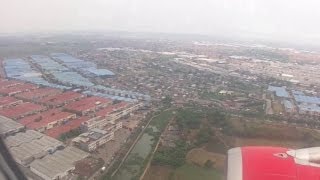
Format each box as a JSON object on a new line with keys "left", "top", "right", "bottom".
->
{"left": 45, "top": 116, "right": 90, "bottom": 139}
{"left": 37, "top": 91, "right": 86, "bottom": 107}
{"left": 282, "top": 100, "right": 295, "bottom": 113}
{"left": 268, "top": 85, "right": 289, "bottom": 98}
{"left": 0, "top": 83, "right": 38, "bottom": 96}
{"left": 0, "top": 115, "right": 24, "bottom": 137}
{"left": 15, "top": 88, "right": 62, "bottom": 101}
{"left": 19, "top": 109, "right": 76, "bottom": 132}
{"left": 0, "top": 96, "right": 23, "bottom": 109}
{"left": 82, "top": 102, "right": 142, "bottom": 131}
{"left": 64, "top": 96, "right": 112, "bottom": 115}
{"left": 72, "top": 128, "right": 115, "bottom": 152}
{"left": 0, "top": 79, "right": 21, "bottom": 88}
{"left": 30, "top": 147, "right": 89, "bottom": 180}
{"left": 0, "top": 102, "right": 46, "bottom": 120}
{"left": 5, "top": 130, "right": 64, "bottom": 166}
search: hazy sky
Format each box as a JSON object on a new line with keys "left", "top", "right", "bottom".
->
{"left": 1, "top": 0, "right": 320, "bottom": 43}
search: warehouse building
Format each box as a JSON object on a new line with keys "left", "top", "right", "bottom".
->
{"left": 45, "top": 116, "right": 90, "bottom": 139}
{"left": 5, "top": 130, "right": 64, "bottom": 166}
{"left": 0, "top": 115, "right": 24, "bottom": 137}
{"left": 95, "top": 102, "right": 128, "bottom": 118}
{"left": 282, "top": 100, "right": 295, "bottom": 113}
{"left": 37, "top": 91, "right": 86, "bottom": 107}
{"left": 0, "top": 83, "right": 38, "bottom": 96}
{"left": 0, "top": 102, "right": 46, "bottom": 120}
{"left": 0, "top": 79, "right": 21, "bottom": 88}
{"left": 64, "top": 96, "right": 112, "bottom": 115}
{"left": 30, "top": 146, "right": 89, "bottom": 180}
{"left": 19, "top": 109, "right": 76, "bottom": 132}
{"left": 15, "top": 88, "right": 62, "bottom": 101}
{"left": 268, "top": 85, "right": 289, "bottom": 98}
{"left": 0, "top": 96, "right": 23, "bottom": 109}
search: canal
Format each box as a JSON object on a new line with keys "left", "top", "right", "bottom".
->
{"left": 113, "top": 110, "right": 174, "bottom": 180}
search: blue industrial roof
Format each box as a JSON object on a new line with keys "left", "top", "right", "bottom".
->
{"left": 267, "top": 86, "right": 289, "bottom": 98}
{"left": 293, "top": 94, "right": 320, "bottom": 105}
{"left": 85, "top": 68, "right": 115, "bottom": 76}
{"left": 51, "top": 53, "right": 115, "bottom": 77}
{"left": 298, "top": 104, "right": 320, "bottom": 113}
{"left": 283, "top": 100, "right": 294, "bottom": 109}
{"left": 4, "top": 58, "right": 71, "bottom": 90}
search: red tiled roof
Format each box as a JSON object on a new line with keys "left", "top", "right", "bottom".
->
{"left": 64, "top": 96, "right": 111, "bottom": 113}
{"left": 96, "top": 102, "right": 128, "bottom": 117}
{"left": 45, "top": 116, "right": 90, "bottom": 138}
{"left": 38, "top": 91, "right": 85, "bottom": 106}
{"left": 0, "top": 96, "right": 21, "bottom": 107}
{"left": 0, "top": 103, "right": 46, "bottom": 119}
{"left": 0, "top": 80, "right": 21, "bottom": 88}
{"left": 15, "top": 88, "right": 62, "bottom": 100}
{"left": 18, "top": 109, "right": 76, "bottom": 130}
{"left": 0, "top": 83, "right": 38, "bottom": 95}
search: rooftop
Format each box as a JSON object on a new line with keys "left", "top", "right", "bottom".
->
{"left": 30, "top": 146, "right": 89, "bottom": 180}
{"left": 0, "top": 96, "right": 22, "bottom": 108}
{"left": 283, "top": 100, "right": 294, "bottom": 109}
{"left": 0, "top": 79, "right": 21, "bottom": 88}
{"left": 0, "top": 115, "right": 24, "bottom": 136}
{"left": 46, "top": 116, "right": 90, "bottom": 139}
{"left": 18, "top": 109, "right": 76, "bottom": 130}
{"left": 0, "top": 83, "right": 38, "bottom": 95}
{"left": 0, "top": 103, "right": 46, "bottom": 119}
{"left": 268, "top": 86, "right": 289, "bottom": 98}
{"left": 64, "top": 96, "right": 111, "bottom": 113}
{"left": 293, "top": 94, "right": 320, "bottom": 105}
{"left": 37, "top": 91, "right": 85, "bottom": 106}
{"left": 8, "top": 132, "right": 64, "bottom": 166}
{"left": 298, "top": 104, "right": 320, "bottom": 113}
{"left": 15, "top": 88, "right": 62, "bottom": 100}
{"left": 96, "top": 102, "right": 128, "bottom": 117}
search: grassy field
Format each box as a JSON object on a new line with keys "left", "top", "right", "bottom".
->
{"left": 272, "top": 101, "right": 284, "bottom": 114}
{"left": 150, "top": 110, "right": 175, "bottom": 131}
{"left": 171, "top": 164, "right": 222, "bottom": 180}
{"left": 186, "top": 148, "right": 225, "bottom": 171}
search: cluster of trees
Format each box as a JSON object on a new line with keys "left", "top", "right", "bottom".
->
{"left": 161, "top": 95, "right": 172, "bottom": 107}
{"left": 206, "top": 110, "right": 228, "bottom": 128}
{"left": 59, "top": 128, "right": 82, "bottom": 141}
{"left": 176, "top": 109, "right": 203, "bottom": 129}
{"left": 152, "top": 140, "right": 188, "bottom": 167}
{"left": 196, "top": 127, "right": 213, "bottom": 145}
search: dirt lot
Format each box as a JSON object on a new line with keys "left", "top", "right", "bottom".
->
{"left": 272, "top": 101, "right": 284, "bottom": 114}
{"left": 186, "top": 148, "right": 225, "bottom": 171}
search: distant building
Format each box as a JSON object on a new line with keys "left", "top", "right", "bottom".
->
{"left": 282, "top": 100, "right": 295, "bottom": 113}
{"left": 0, "top": 96, "right": 22, "bottom": 109}
{"left": 267, "top": 86, "right": 289, "bottom": 98}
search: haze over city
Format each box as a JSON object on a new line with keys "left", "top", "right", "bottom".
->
{"left": 1, "top": 1, "right": 320, "bottom": 180}
{"left": 1, "top": 0, "right": 320, "bottom": 44}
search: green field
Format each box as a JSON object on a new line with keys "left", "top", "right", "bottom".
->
{"left": 150, "top": 110, "right": 175, "bottom": 131}
{"left": 171, "top": 164, "right": 222, "bottom": 180}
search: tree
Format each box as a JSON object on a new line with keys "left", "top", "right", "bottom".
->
{"left": 204, "top": 160, "right": 214, "bottom": 169}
